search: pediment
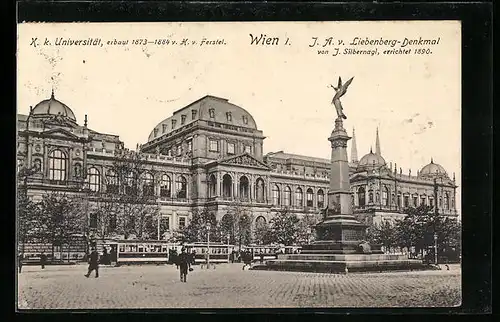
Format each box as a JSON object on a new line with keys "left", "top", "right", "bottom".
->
{"left": 42, "top": 128, "right": 80, "bottom": 139}
{"left": 350, "top": 173, "right": 367, "bottom": 182}
{"left": 218, "top": 153, "right": 271, "bottom": 170}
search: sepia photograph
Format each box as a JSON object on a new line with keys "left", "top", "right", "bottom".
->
{"left": 16, "top": 20, "right": 462, "bottom": 309}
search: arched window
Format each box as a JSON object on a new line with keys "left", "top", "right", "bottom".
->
{"left": 160, "top": 174, "right": 171, "bottom": 198}
{"left": 444, "top": 192, "right": 449, "bottom": 209}
{"left": 239, "top": 176, "right": 250, "bottom": 201}
{"left": 208, "top": 174, "right": 217, "bottom": 198}
{"left": 48, "top": 149, "right": 67, "bottom": 181}
{"left": 255, "top": 216, "right": 267, "bottom": 227}
{"left": 256, "top": 178, "right": 265, "bottom": 203}
{"left": 306, "top": 188, "right": 314, "bottom": 207}
{"left": 295, "top": 187, "right": 303, "bottom": 207}
{"left": 382, "top": 186, "right": 389, "bottom": 206}
{"left": 397, "top": 192, "right": 402, "bottom": 208}
{"left": 368, "top": 190, "right": 374, "bottom": 203}
{"left": 125, "top": 171, "right": 137, "bottom": 195}
{"left": 222, "top": 174, "right": 232, "bottom": 199}
{"left": 375, "top": 192, "right": 380, "bottom": 203}
{"left": 283, "top": 186, "right": 291, "bottom": 206}
{"left": 176, "top": 175, "right": 187, "bottom": 199}
{"left": 142, "top": 172, "right": 154, "bottom": 197}
{"left": 429, "top": 196, "right": 434, "bottom": 208}
{"left": 404, "top": 194, "right": 409, "bottom": 208}
{"left": 87, "top": 167, "right": 101, "bottom": 192}
{"left": 272, "top": 185, "right": 280, "bottom": 206}
{"left": 317, "top": 189, "right": 325, "bottom": 208}
{"left": 358, "top": 187, "right": 366, "bottom": 207}
{"left": 106, "top": 169, "right": 118, "bottom": 194}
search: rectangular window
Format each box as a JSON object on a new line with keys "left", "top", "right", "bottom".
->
{"left": 162, "top": 124, "right": 167, "bottom": 133}
{"left": 244, "top": 145, "right": 252, "bottom": 154}
{"left": 209, "top": 139, "right": 219, "bottom": 152}
{"left": 413, "top": 196, "right": 418, "bottom": 206}
{"left": 227, "top": 142, "right": 235, "bottom": 155}
{"left": 192, "top": 110, "right": 197, "bottom": 120}
{"left": 172, "top": 119, "right": 177, "bottom": 129}
{"left": 421, "top": 196, "right": 427, "bottom": 206}
{"left": 181, "top": 115, "right": 186, "bottom": 125}
{"left": 179, "top": 217, "right": 186, "bottom": 228}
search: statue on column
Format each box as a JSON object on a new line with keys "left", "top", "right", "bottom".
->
{"left": 329, "top": 76, "right": 354, "bottom": 120}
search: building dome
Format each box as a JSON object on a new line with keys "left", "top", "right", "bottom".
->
{"left": 31, "top": 91, "right": 77, "bottom": 122}
{"left": 147, "top": 95, "right": 258, "bottom": 142}
{"left": 419, "top": 159, "right": 448, "bottom": 178}
{"left": 357, "top": 149, "right": 386, "bottom": 170}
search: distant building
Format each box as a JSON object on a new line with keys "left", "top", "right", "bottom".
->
{"left": 17, "top": 93, "right": 458, "bottom": 242}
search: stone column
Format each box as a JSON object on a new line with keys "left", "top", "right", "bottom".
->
{"left": 327, "top": 118, "right": 353, "bottom": 216}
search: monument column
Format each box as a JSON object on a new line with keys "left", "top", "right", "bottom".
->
{"left": 327, "top": 118, "right": 352, "bottom": 216}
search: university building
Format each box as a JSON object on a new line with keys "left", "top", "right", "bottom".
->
{"left": 17, "top": 92, "right": 459, "bottom": 242}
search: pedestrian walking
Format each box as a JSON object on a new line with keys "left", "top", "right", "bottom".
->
{"left": 85, "top": 248, "right": 99, "bottom": 278}
{"left": 18, "top": 254, "right": 23, "bottom": 273}
{"left": 259, "top": 252, "right": 264, "bottom": 264}
{"left": 40, "top": 252, "right": 47, "bottom": 269}
{"left": 178, "top": 248, "right": 191, "bottom": 282}
{"left": 102, "top": 246, "right": 109, "bottom": 265}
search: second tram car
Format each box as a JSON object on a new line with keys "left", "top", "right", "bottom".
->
{"left": 243, "top": 245, "right": 281, "bottom": 261}
{"left": 115, "top": 240, "right": 175, "bottom": 265}
{"left": 184, "top": 242, "right": 234, "bottom": 264}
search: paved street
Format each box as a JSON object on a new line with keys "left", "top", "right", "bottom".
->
{"left": 17, "top": 263, "right": 461, "bottom": 309}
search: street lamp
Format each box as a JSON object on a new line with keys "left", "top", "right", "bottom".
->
{"left": 206, "top": 223, "right": 211, "bottom": 269}
{"left": 227, "top": 233, "right": 230, "bottom": 263}
{"left": 434, "top": 233, "right": 438, "bottom": 265}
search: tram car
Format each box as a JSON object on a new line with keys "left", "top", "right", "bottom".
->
{"left": 114, "top": 240, "right": 176, "bottom": 265}
{"left": 184, "top": 242, "right": 234, "bottom": 264}
{"left": 243, "top": 245, "right": 281, "bottom": 261}
{"left": 282, "top": 245, "right": 302, "bottom": 254}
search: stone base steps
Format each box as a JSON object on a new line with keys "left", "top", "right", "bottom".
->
{"left": 254, "top": 258, "right": 428, "bottom": 273}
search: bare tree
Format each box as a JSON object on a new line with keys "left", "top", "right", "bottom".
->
{"left": 89, "top": 149, "right": 160, "bottom": 241}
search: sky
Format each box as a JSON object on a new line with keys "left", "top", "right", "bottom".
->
{"left": 17, "top": 21, "right": 461, "bottom": 213}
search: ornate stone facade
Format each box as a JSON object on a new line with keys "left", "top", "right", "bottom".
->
{"left": 17, "top": 94, "right": 459, "bottom": 239}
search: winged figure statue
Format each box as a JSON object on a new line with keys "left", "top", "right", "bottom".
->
{"left": 329, "top": 76, "right": 354, "bottom": 120}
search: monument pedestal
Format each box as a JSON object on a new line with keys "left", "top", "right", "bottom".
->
{"left": 257, "top": 117, "right": 425, "bottom": 273}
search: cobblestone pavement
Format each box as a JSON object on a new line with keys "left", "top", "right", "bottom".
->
{"left": 17, "top": 263, "right": 461, "bottom": 309}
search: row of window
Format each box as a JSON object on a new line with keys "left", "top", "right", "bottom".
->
{"left": 272, "top": 185, "right": 325, "bottom": 208}
{"left": 89, "top": 214, "right": 187, "bottom": 231}
{"left": 87, "top": 168, "right": 188, "bottom": 198}
{"left": 152, "top": 109, "right": 251, "bottom": 138}
{"left": 209, "top": 139, "right": 252, "bottom": 154}
{"left": 163, "top": 139, "right": 193, "bottom": 157}
{"left": 355, "top": 186, "right": 454, "bottom": 209}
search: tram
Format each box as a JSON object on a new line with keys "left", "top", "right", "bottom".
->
{"left": 282, "top": 245, "right": 302, "bottom": 254}
{"left": 243, "top": 244, "right": 281, "bottom": 261}
{"left": 184, "top": 242, "right": 234, "bottom": 264}
{"left": 114, "top": 240, "right": 176, "bottom": 265}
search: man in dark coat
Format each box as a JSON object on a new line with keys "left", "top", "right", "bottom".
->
{"left": 40, "top": 252, "right": 47, "bottom": 269}
{"left": 178, "top": 248, "right": 191, "bottom": 282}
{"left": 85, "top": 248, "right": 99, "bottom": 278}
